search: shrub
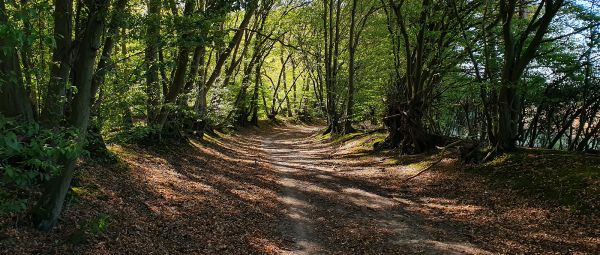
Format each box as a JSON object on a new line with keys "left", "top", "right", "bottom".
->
{"left": 0, "top": 115, "right": 83, "bottom": 215}
{"left": 109, "top": 124, "right": 164, "bottom": 145}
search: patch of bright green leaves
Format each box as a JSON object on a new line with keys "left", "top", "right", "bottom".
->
{"left": 67, "top": 214, "right": 111, "bottom": 245}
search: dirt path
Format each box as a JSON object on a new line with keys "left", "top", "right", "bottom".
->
{"left": 5, "top": 124, "right": 598, "bottom": 254}
{"left": 261, "top": 126, "right": 490, "bottom": 254}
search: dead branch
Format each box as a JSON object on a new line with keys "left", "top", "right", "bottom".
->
{"left": 401, "top": 139, "right": 462, "bottom": 182}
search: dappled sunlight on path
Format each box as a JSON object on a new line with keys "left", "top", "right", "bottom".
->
{"left": 261, "top": 125, "right": 491, "bottom": 254}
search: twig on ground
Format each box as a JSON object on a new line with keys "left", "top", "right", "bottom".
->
{"left": 401, "top": 140, "right": 462, "bottom": 182}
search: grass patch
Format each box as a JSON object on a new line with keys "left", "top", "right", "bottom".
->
{"left": 359, "top": 134, "right": 386, "bottom": 148}
{"left": 316, "top": 132, "right": 364, "bottom": 143}
{"left": 70, "top": 186, "right": 92, "bottom": 197}
{"left": 331, "top": 132, "right": 363, "bottom": 143}
{"left": 316, "top": 133, "right": 331, "bottom": 141}
{"left": 468, "top": 149, "right": 600, "bottom": 212}
{"left": 407, "top": 160, "right": 432, "bottom": 171}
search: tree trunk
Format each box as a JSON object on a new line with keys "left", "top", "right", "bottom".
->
{"left": 145, "top": 0, "right": 161, "bottom": 124}
{"left": 250, "top": 62, "right": 262, "bottom": 126}
{"left": 233, "top": 63, "right": 252, "bottom": 126}
{"left": 87, "top": 0, "right": 128, "bottom": 153}
{"left": 203, "top": 2, "right": 256, "bottom": 93}
{"left": 577, "top": 119, "right": 600, "bottom": 152}
{"left": 181, "top": 46, "right": 205, "bottom": 105}
{"left": 495, "top": 84, "right": 520, "bottom": 151}
{"left": 42, "top": 0, "right": 73, "bottom": 125}
{"left": 383, "top": 100, "right": 437, "bottom": 154}
{"left": 380, "top": 0, "right": 450, "bottom": 153}
{"left": 282, "top": 56, "right": 291, "bottom": 117}
{"left": 90, "top": 0, "right": 127, "bottom": 106}
{"left": 193, "top": 47, "right": 208, "bottom": 116}
{"left": 323, "top": 0, "right": 341, "bottom": 134}
{"left": 19, "top": 0, "right": 36, "bottom": 117}
{"left": 0, "top": 0, "right": 33, "bottom": 121}
{"left": 343, "top": 0, "right": 358, "bottom": 134}
{"left": 528, "top": 103, "right": 544, "bottom": 147}
{"left": 492, "top": 0, "right": 564, "bottom": 152}
{"left": 33, "top": 0, "right": 109, "bottom": 231}
{"left": 291, "top": 59, "right": 297, "bottom": 116}
{"left": 161, "top": 0, "right": 196, "bottom": 123}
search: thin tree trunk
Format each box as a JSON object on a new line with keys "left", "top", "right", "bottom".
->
{"left": 203, "top": 2, "right": 257, "bottom": 93}
{"left": 193, "top": 47, "right": 207, "bottom": 115}
{"left": 0, "top": 0, "right": 33, "bottom": 121}
{"left": 343, "top": 0, "right": 358, "bottom": 134}
{"left": 250, "top": 61, "right": 262, "bottom": 126}
{"left": 19, "top": 0, "right": 36, "bottom": 117}
{"left": 145, "top": 0, "right": 161, "bottom": 124}
{"left": 90, "top": 0, "right": 127, "bottom": 108}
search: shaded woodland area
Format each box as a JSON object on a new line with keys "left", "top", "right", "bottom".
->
{"left": 1, "top": 0, "right": 600, "bottom": 254}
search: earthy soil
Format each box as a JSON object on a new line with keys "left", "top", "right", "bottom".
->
{"left": 1, "top": 124, "right": 598, "bottom": 254}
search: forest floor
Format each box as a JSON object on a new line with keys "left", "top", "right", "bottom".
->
{"left": 1, "top": 124, "right": 599, "bottom": 254}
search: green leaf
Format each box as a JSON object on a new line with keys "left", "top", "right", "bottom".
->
{"left": 4, "top": 132, "right": 22, "bottom": 152}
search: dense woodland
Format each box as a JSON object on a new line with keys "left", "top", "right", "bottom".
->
{"left": 1, "top": 0, "right": 600, "bottom": 251}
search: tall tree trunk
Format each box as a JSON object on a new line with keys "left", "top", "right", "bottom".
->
{"left": 203, "top": 1, "right": 257, "bottom": 94}
{"left": 90, "top": 0, "right": 127, "bottom": 107}
{"left": 193, "top": 47, "right": 207, "bottom": 115}
{"left": 343, "top": 0, "right": 358, "bottom": 134}
{"left": 282, "top": 56, "right": 291, "bottom": 117}
{"left": 0, "top": 0, "right": 34, "bottom": 121}
{"left": 380, "top": 0, "right": 452, "bottom": 153}
{"left": 493, "top": 0, "right": 564, "bottom": 152}
{"left": 19, "top": 0, "right": 36, "bottom": 117}
{"left": 250, "top": 62, "right": 262, "bottom": 126}
{"left": 145, "top": 0, "right": 161, "bottom": 124}
{"left": 163, "top": 0, "right": 196, "bottom": 105}
{"left": 323, "top": 0, "right": 340, "bottom": 133}
{"left": 177, "top": 45, "right": 205, "bottom": 108}
{"left": 156, "top": 0, "right": 197, "bottom": 133}
{"left": 233, "top": 45, "right": 262, "bottom": 126}
{"left": 291, "top": 59, "right": 297, "bottom": 116}
{"left": 495, "top": 83, "right": 520, "bottom": 151}
{"left": 233, "top": 63, "right": 252, "bottom": 125}
{"left": 87, "top": 0, "right": 128, "bottom": 153}
{"left": 331, "top": 0, "right": 342, "bottom": 130}
{"left": 42, "top": 0, "right": 73, "bottom": 125}
{"left": 33, "top": 0, "right": 109, "bottom": 231}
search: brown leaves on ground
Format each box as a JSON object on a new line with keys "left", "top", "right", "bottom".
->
{"left": 1, "top": 125, "right": 598, "bottom": 254}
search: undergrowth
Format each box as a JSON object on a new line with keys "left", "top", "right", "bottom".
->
{"left": 0, "top": 116, "right": 84, "bottom": 216}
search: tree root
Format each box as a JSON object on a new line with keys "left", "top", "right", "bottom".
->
{"left": 401, "top": 140, "right": 462, "bottom": 183}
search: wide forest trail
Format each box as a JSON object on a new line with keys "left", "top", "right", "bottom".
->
{"left": 260, "top": 126, "right": 490, "bottom": 254}
{"left": 5, "top": 124, "right": 599, "bottom": 255}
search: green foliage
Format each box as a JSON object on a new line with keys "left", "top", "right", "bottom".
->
{"left": 0, "top": 191, "right": 27, "bottom": 215}
{"left": 109, "top": 124, "right": 163, "bottom": 145}
{"left": 86, "top": 214, "right": 110, "bottom": 234}
{"left": 0, "top": 115, "right": 82, "bottom": 215}
{"left": 66, "top": 214, "right": 111, "bottom": 245}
